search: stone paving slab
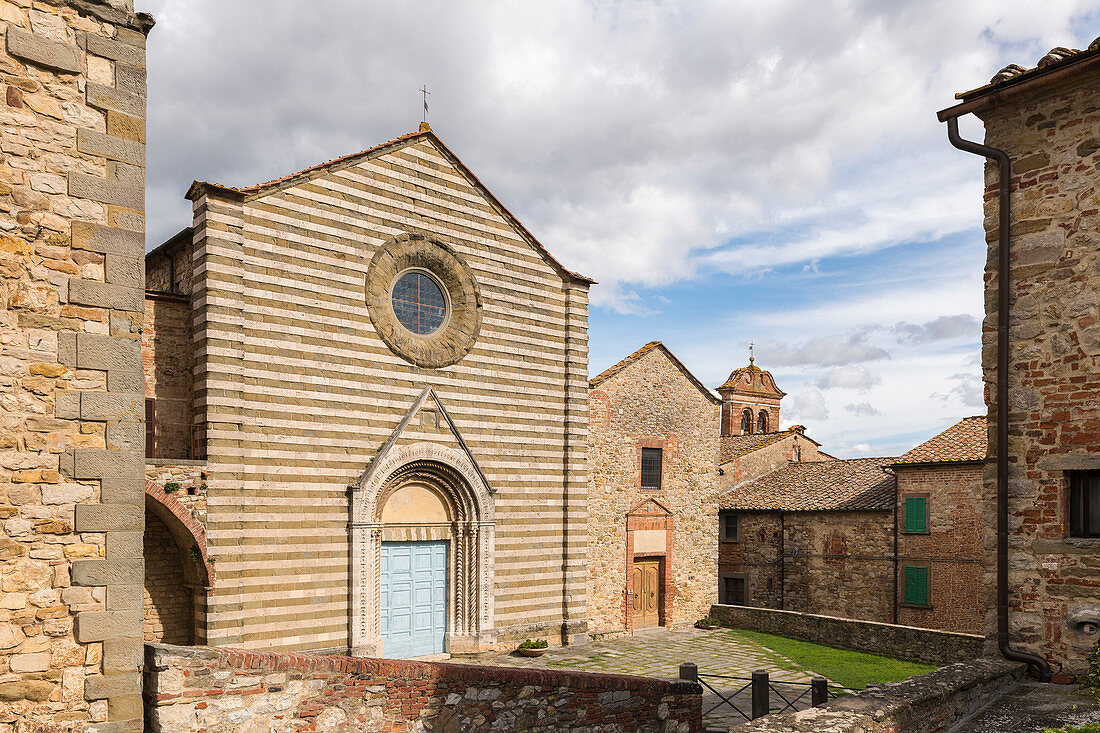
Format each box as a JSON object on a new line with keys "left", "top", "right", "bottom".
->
{"left": 453, "top": 627, "right": 836, "bottom": 731}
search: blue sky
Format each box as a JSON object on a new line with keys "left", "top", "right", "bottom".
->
{"left": 138, "top": 0, "right": 1100, "bottom": 457}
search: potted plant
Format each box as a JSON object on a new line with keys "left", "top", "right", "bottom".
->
{"left": 694, "top": 617, "right": 721, "bottom": 630}
{"left": 517, "top": 639, "right": 549, "bottom": 657}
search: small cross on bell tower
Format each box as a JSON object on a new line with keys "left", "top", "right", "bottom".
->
{"left": 419, "top": 84, "right": 431, "bottom": 132}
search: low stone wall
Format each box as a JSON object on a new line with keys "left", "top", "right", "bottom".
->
{"left": 144, "top": 643, "right": 703, "bottom": 732}
{"left": 710, "top": 604, "right": 984, "bottom": 666}
{"left": 731, "top": 657, "right": 1026, "bottom": 732}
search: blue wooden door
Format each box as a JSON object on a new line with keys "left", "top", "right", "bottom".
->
{"left": 380, "top": 541, "right": 447, "bottom": 658}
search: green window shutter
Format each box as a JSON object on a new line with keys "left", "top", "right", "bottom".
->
{"left": 903, "top": 565, "right": 929, "bottom": 606}
{"left": 904, "top": 496, "right": 927, "bottom": 533}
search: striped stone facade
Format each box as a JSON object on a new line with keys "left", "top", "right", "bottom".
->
{"left": 145, "top": 128, "right": 591, "bottom": 655}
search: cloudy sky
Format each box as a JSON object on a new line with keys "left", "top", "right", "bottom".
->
{"left": 137, "top": 0, "right": 1100, "bottom": 457}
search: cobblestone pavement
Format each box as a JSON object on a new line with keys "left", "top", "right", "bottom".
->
{"left": 454, "top": 627, "right": 835, "bottom": 730}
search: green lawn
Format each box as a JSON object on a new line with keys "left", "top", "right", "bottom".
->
{"left": 726, "top": 629, "right": 938, "bottom": 691}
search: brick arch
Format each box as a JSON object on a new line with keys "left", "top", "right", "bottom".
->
{"left": 144, "top": 480, "right": 213, "bottom": 585}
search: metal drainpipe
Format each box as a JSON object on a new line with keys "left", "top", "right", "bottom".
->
{"left": 943, "top": 116, "right": 1051, "bottom": 681}
{"left": 892, "top": 483, "right": 899, "bottom": 625}
{"left": 779, "top": 511, "right": 785, "bottom": 610}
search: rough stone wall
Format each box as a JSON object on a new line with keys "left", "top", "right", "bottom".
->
{"left": 144, "top": 462, "right": 205, "bottom": 527}
{"left": 142, "top": 512, "right": 191, "bottom": 645}
{"left": 895, "top": 464, "right": 985, "bottom": 634}
{"left": 587, "top": 347, "right": 720, "bottom": 635}
{"left": 187, "top": 135, "right": 590, "bottom": 652}
{"left": 719, "top": 433, "right": 827, "bottom": 490}
{"left": 708, "top": 604, "right": 986, "bottom": 666}
{"left": 731, "top": 657, "right": 1025, "bottom": 733}
{"left": 0, "top": 1, "right": 150, "bottom": 729}
{"left": 782, "top": 511, "right": 894, "bottom": 623}
{"left": 718, "top": 512, "right": 782, "bottom": 608}
{"left": 141, "top": 294, "right": 190, "bottom": 460}
{"left": 143, "top": 643, "right": 703, "bottom": 733}
{"left": 144, "top": 234, "right": 190, "bottom": 295}
{"left": 977, "top": 74, "right": 1100, "bottom": 673}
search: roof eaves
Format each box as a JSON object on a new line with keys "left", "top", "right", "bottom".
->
{"left": 145, "top": 226, "right": 193, "bottom": 262}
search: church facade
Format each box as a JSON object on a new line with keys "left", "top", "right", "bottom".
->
{"left": 142, "top": 126, "right": 592, "bottom": 656}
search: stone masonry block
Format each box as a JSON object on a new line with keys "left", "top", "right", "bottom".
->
{"left": 84, "top": 33, "right": 145, "bottom": 68}
{"left": 85, "top": 82, "right": 144, "bottom": 118}
{"left": 100, "top": 478, "right": 143, "bottom": 505}
{"left": 5, "top": 28, "right": 81, "bottom": 74}
{"left": 77, "top": 129, "right": 145, "bottom": 167}
{"left": 72, "top": 558, "right": 143, "bottom": 587}
{"left": 106, "top": 694, "right": 143, "bottom": 721}
{"left": 80, "top": 392, "right": 142, "bottom": 421}
{"left": 102, "top": 638, "right": 143, "bottom": 672}
{"left": 76, "top": 333, "right": 141, "bottom": 372}
{"left": 106, "top": 531, "right": 142, "bottom": 559}
{"left": 114, "top": 63, "right": 146, "bottom": 97}
{"left": 54, "top": 390, "right": 80, "bottom": 419}
{"left": 72, "top": 448, "right": 143, "bottom": 479}
{"left": 83, "top": 672, "right": 141, "bottom": 700}
{"left": 58, "top": 449, "right": 75, "bottom": 478}
{"left": 105, "top": 254, "right": 143, "bottom": 287}
{"left": 107, "top": 370, "right": 143, "bottom": 393}
{"left": 106, "top": 421, "right": 143, "bottom": 451}
{"left": 67, "top": 173, "right": 144, "bottom": 211}
{"left": 74, "top": 503, "right": 142, "bottom": 532}
{"left": 69, "top": 278, "right": 144, "bottom": 312}
{"left": 106, "top": 584, "right": 142, "bottom": 611}
{"left": 74, "top": 610, "right": 143, "bottom": 642}
{"left": 58, "top": 331, "right": 77, "bottom": 366}
{"left": 71, "top": 221, "right": 144, "bottom": 257}
{"left": 85, "top": 721, "right": 142, "bottom": 733}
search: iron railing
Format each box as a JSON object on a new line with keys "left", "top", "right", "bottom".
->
{"left": 679, "top": 663, "right": 841, "bottom": 727}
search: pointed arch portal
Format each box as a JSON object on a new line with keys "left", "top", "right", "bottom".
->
{"left": 349, "top": 441, "right": 495, "bottom": 657}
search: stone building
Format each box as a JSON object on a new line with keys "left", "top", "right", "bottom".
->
{"left": 718, "top": 458, "right": 897, "bottom": 622}
{"left": 938, "top": 40, "right": 1100, "bottom": 676}
{"left": 586, "top": 342, "right": 722, "bottom": 635}
{"left": 140, "top": 124, "right": 593, "bottom": 659}
{"left": 891, "top": 416, "right": 985, "bottom": 635}
{"left": 0, "top": 1, "right": 152, "bottom": 730}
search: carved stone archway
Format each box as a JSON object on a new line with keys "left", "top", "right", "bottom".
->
{"left": 349, "top": 442, "right": 495, "bottom": 657}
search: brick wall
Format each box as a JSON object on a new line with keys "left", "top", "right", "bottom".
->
{"left": 142, "top": 293, "right": 191, "bottom": 460}
{"left": 895, "top": 463, "right": 985, "bottom": 634}
{"left": 587, "top": 345, "right": 721, "bottom": 636}
{"left": 143, "top": 643, "right": 703, "bottom": 733}
{"left": 0, "top": 1, "right": 152, "bottom": 729}
{"left": 977, "top": 71, "right": 1100, "bottom": 673}
{"left": 142, "top": 512, "right": 191, "bottom": 645}
{"left": 731, "top": 657, "right": 1025, "bottom": 733}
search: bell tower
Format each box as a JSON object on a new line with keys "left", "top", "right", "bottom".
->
{"left": 717, "top": 355, "right": 786, "bottom": 436}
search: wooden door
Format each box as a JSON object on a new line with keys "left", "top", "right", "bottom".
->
{"left": 631, "top": 559, "right": 662, "bottom": 629}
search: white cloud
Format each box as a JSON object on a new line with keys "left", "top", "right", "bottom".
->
{"left": 764, "top": 332, "right": 889, "bottom": 368}
{"left": 787, "top": 390, "right": 829, "bottom": 422}
{"left": 818, "top": 366, "right": 882, "bottom": 392}
{"left": 845, "top": 402, "right": 882, "bottom": 417}
{"left": 894, "top": 315, "right": 980, "bottom": 344}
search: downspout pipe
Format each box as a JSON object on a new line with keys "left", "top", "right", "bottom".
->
{"left": 942, "top": 115, "right": 1051, "bottom": 681}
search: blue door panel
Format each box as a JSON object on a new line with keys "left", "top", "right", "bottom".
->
{"left": 380, "top": 541, "right": 447, "bottom": 658}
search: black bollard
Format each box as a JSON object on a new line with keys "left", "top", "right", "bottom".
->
{"left": 679, "top": 662, "right": 698, "bottom": 682}
{"left": 812, "top": 677, "right": 828, "bottom": 707}
{"left": 751, "top": 670, "right": 769, "bottom": 719}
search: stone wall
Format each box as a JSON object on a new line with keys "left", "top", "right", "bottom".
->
{"left": 142, "top": 513, "right": 190, "bottom": 645}
{"left": 143, "top": 643, "right": 703, "bottom": 733}
{"left": 977, "top": 70, "right": 1100, "bottom": 674}
{"left": 731, "top": 657, "right": 1025, "bottom": 733}
{"left": 895, "top": 463, "right": 985, "bottom": 634}
{"left": 0, "top": 0, "right": 151, "bottom": 729}
{"left": 719, "top": 432, "right": 827, "bottom": 490}
{"left": 142, "top": 293, "right": 191, "bottom": 460}
{"left": 719, "top": 513, "right": 782, "bottom": 608}
{"left": 709, "top": 604, "right": 985, "bottom": 666}
{"left": 587, "top": 344, "right": 721, "bottom": 636}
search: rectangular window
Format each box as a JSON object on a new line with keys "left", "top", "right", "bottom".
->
{"left": 1069, "top": 471, "right": 1100, "bottom": 538}
{"left": 640, "top": 447, "right": 662, "bottom": 491}
{"left": 902, "top": 495, "right": 928, "bottom": 533}
{"left": 720, "top": 514, "right": 739, "bottom": 542}
{"left": 720, "top": 574, "right": 747, "bottom": 605}
{"left": 145, "top": 398, "right": 156, "bottom": 460}
{"left": 902, "top": 563, "right": 930, "bottom": 607}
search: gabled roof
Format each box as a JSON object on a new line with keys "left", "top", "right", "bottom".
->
{"left": 720, "top": 458, "right": 896, "bottom": 512}
{"left": 589, "top": 341, "right": 720, "bottom": 405}
{"left": 938, "top": 37, "right": 1100, "bottom": 121}
{"left": 184, "top": 126, "right": 594, "bottom": 286}
{"left": 893, "top": 416, "right": 987, "bottom": 467}
{"left": 719, "top": 429, "right": 819, "bottom": 464}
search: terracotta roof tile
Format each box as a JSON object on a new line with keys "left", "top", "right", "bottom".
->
{"left": 720, "top": 457, "right": 896, "bottom": 512}
{"left": 955, "top": 37, "right": 1100, "bottom": 101}
{"left": 893, "top": 415, "right": 986, "bottom": 466}
{"left": 720, "top": 431, "right": 796, "bottom": 463}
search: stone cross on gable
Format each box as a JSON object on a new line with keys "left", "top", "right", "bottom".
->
{"left": 749, "top": 340, "right": 755, "bottom": 364}
{"left": 420, "top": 84, "right": 430, "bottom": 123}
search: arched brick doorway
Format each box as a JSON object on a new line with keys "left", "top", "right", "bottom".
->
{"left": 144, "top": 482, "right": 213, "bottom": 645}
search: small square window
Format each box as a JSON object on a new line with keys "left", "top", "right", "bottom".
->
{"left": 721, "top": 574, "right": 747, "bottom": 605}
{"left": 902, "top": 563, "right": 930, "bottom": 607}
{"left": 1069, "top": 471, "right": 1100, "bottom": 538}
{"left": 641, "top": 447, "right": 662, "bottom": 491}
{"left": 720, "top": 514, "right": 739, "bottom": 542}
{"left": 902, "top": 495, "right": 929, "bottom": 534}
